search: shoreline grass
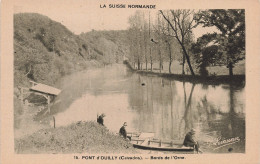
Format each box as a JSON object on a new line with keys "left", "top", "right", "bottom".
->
{"left": 15, "top": 121, "right": 137, "bottom": 154}
{"left": 124, "top": 61, "right": 245, "bottom": 86}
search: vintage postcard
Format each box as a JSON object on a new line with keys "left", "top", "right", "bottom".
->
{"left": 1, "top": 0, "right": 260, "bottom": 163}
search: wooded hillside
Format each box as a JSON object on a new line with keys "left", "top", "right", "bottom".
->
{"left": 80, "top": 30, "right": 129, "bottom": 65}
{"left": 14, "top": 13, "right": 105, "bottom": 88}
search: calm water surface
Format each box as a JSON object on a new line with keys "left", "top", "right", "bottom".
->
{"left": 52, "top": 64, "right": 245, "bottom": 153}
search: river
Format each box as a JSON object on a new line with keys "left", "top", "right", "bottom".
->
{"left": 51, "top": 64, "right": 245, "bottom": 153}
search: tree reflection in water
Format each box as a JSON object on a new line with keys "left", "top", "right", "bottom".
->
{"left": 48, "top": 65, "right": 245, "bottom": 153}
{"left": 128, "top": 73, "right": 245, "bottom": 153}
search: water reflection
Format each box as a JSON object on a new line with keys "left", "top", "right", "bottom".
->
{"left": 52, "top": 64, "right": 245, "bottom": 153}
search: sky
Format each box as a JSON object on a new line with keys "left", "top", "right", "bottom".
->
{"left": 14, "top": 2, "right": 137, "bottom": 34}
{"left": 14, "top": 1, "right": 217, "bottom": 38}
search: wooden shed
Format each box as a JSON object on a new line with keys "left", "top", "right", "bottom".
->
{"left": 20, "top": 81, "right": 61, "bottom": 113}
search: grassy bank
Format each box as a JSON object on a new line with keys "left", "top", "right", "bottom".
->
{"left": 124, "top": 60, "right": 245, "bottom": 86}
{"left": 15, "top": 121, "right": 137, "bottom": 154}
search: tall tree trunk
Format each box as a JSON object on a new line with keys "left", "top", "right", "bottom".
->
{"left": 169, "top": 61, "right": 172, "bottom": 74}
{"left": 228, "top": 62, "right": 234, "bottom": 76}
{"left": 149, "top": 12, "right": 153, "bottom": 72}
{"left": 157, "top": 13, "right": 162, "bottom": 73}
{"left": 159, "top": 48, "right": 162, "bottom": 73}
{"left": 138, "top": 58, "right": 140, "bottom": 70}
{"left": 146, "top": 59, "right": 148, "bottom": 70}
{"left": 150, "top": 48, "right": 153, "bottom": 71}
{"left": 162, "top": 61, "right": 163, "bottom": 70}
{"left": 150, "top": 47, "right": 153, "bottom": 71}
{"left": 167, "top": 42, "right": 172, "bottom": 73}
{"left": 182, "top": 53, "right": 185, "bottom": 75}
{"left": 181, "top": 45, "right": 195, "bottom": 76}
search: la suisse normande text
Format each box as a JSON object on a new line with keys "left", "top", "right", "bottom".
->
{"left": 100, "top": 4, "right": 156, "bottom": 9}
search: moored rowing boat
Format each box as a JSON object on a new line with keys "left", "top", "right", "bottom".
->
{"left": 129, "top": 133, "right": 194, "bottom": 152}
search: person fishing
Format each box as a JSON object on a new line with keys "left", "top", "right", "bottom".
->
{"left": 97, "top": 113, "right": 105, "bottom": 126}
{"left": 183, "top": 128, "right": 202, "bottom": 153}
{"left": 119, "top": 122, "right": 127, "bottom": 139}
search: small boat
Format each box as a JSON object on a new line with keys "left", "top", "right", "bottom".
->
{"left": 131, "top": 138, "right": 194, "bottom": 151}
{"left": 129, "top": 133, "right": 195, "bottom": 152}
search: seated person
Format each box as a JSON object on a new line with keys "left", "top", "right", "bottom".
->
{"left": 97, "top": 113, "right": 105, "bottom": 126}
{"left": 119, "top": 122, "right": 127, "bottom": 139}
{"left": 183, "top": 128, "right": 202, "bottom": 153}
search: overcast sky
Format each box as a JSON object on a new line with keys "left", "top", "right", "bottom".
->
{"left": 14, "top": 2, "right": 217, "bottom": 38}
{"left": 14, "top": 2, "right": 137, "bottom": 34}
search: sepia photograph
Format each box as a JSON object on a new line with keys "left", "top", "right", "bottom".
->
{"left": 13, "top": 7, "right": 245, "bottom": 154}
{"left": 1, "top": 0, "right": 260, "bottom": 163}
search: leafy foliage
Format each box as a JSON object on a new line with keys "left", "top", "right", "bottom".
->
{"left": 14, "top": 13, "right": 101, "bottom": 87}
{"left": 80, "top": 30, "right": 129, "bottom": 65}
{"left": 194, "top": 9, "right": 245, "bottom": 76}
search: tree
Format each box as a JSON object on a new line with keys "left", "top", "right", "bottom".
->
{"left": 160, "top": 10, "right": 200, "bottom": 76}
{"left": 155, "top": 15, "right": 174, "bottom": 74}
{"left": 152, "top": 13, "right": 164, "bottom": 73}
{"left": 128, "top": 11, "right": 144, "bottom": 70}
{"left": 142, "top": 12, "right": 149, "bottom": 70}
{"left": 195, "top": 9, "right": 245, "bottom": 76}
{"left": 148, "top": 11, "right": 154, "bottom": 71}
{"left": 191, "top": 33, "right": 222, "bottom": 76}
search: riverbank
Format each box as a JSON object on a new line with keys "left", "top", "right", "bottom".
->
{"left": 14, "top": 64, "right": 139, "bottom": 154}
{"left": 13, "top": 64, "right": 99, "bottom": 139}
{"left": 124, "top": 60, "right": 245, "bottom": 86}
{"left": 15, "top": 121, "right": 137, "bottom": 154}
